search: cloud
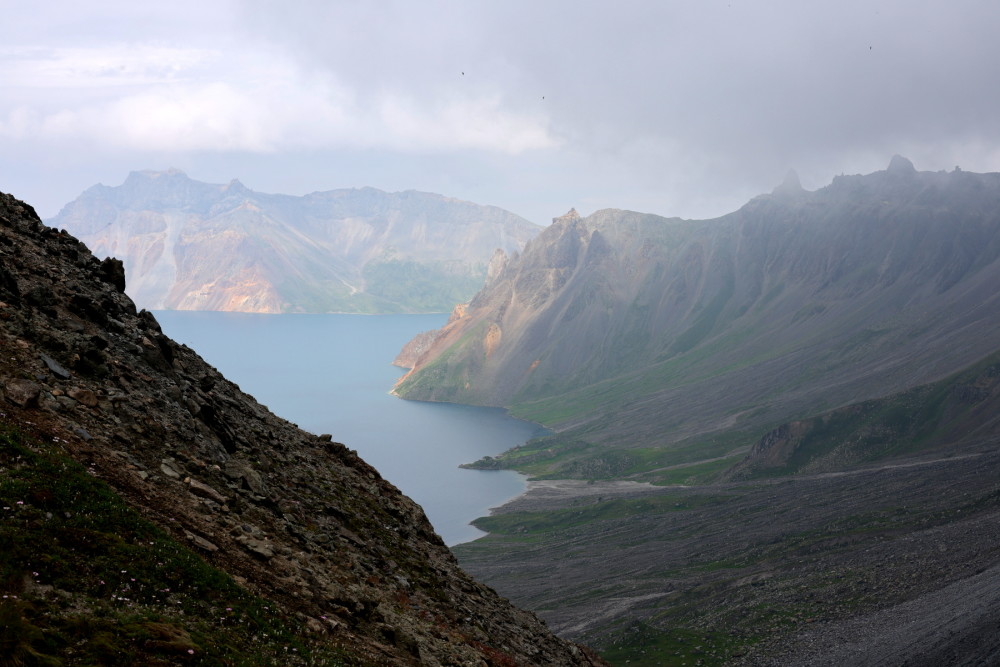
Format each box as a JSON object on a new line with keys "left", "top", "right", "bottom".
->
{"left": 229, "top": 1, "right": 1000, "bottom": 189}
{"left": 0, "top": 45, "right": 214, "bottom": 89}
{"left": 0, "top": 42, "right": 556, "bottom": 155}
{"left": 5, "top": 1, "right": 1000, "bottom": 222}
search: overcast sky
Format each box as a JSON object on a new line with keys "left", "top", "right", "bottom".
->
{"left": 3, "top": 1, "right": 999, "bottom": 224}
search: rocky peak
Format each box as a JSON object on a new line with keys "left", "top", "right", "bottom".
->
{"left": 553, "top": 208, "right": 581, "bottom": 225}
{"left": 771, "top": 168, "right": 805, "bottom": 198}
{"left": 887, "top": 154, "right": 917, "bottom": 176}
{"left": 50, "top": 174, "right": 542, "bottom": 314}
{"left": 485, "top": 247, "right": 509, "bottom": 285}
{"left": 395, "top": 161, "right": 1000, "bottom": 449}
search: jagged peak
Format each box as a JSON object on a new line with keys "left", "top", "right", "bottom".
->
{"left": 772, "top": 169, "right": 804, "bottom": 197}
{"left": 553, "top": 208, "right": 581, "bottom": 225}
{"left": 486, "top": 248, "right": 509, "bottom": 284}
{"left": 887, "top": 154, "right": 917, "bottom": 175}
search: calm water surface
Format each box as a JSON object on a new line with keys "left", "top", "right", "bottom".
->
{"left": 154, "top": 311, "right": 540, "bottom": 545}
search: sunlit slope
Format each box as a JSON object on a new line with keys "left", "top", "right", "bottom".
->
{"left": 396, "top": 158, "right": 1000, "bottom": 472}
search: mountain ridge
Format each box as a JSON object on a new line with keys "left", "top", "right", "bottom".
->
{"left": 395, "top": 158, "right": 1000, "bottom": 479}
{"left": 49, "top": 170, "right": 541, "bottom": 314}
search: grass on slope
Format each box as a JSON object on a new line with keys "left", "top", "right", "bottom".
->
{"left": 470, "top": 493, "right": 737, "bottom": 539}
{"left": 741, "top": 352, "right": 1000, "bottom": 478}
{"left": 362, "top": 260, "right": 485, "bottom": 313}
{"left": 463, "top": 429, "right": 752, "bottom": 485}
{"left": 598, "top": 622, "right": 750, "bottom": 667}
{"left": 0, "top": 422, "right": 355, "bottom": 666}
{"left": 507, "top": 319, "right": 777, "bottom": 429}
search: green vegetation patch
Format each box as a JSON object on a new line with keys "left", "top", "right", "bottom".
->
{"left": 470, "top": 493, "right": 736, "bottom": 538}
{"left": 464, "top": 429, "right": 753, "bottom": 484}
{"left": 0, "top": 423, "right": 355, "bottom": 666}
{"left": 743, "top": 358, "right": 996, "bottom": 478}
{"left": 362, "top": 259, "right": 485, "bottom": 313}
{"left": 642, "top": 455, "right": 745, "bottom": 486}
{"left": 598, "top": 621, "right": 752, "bottom": 667}
{"left": 461, "top": 437, "right": 593, "bottom": 477}
{"left": 394, "top": 320, "right": 491, "bottom": 401}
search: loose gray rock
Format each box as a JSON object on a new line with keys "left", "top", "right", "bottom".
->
{"left": 39, "top": 352, "right": 71, "bottom": 380}
{"left": 186, "top": 477, "right": 227, "bottom": 504}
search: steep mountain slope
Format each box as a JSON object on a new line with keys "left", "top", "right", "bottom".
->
{"left": 0, "top": 191, "right": 603, "bottom": 665}
{"left": 49, "top": 169, "right": 540, "bottom": 313}
{"left": 396, "top": 157, "right": 1000, "bottom": 478}
{"left": 726, "top": 349, "right": 1000, "bottom": 480}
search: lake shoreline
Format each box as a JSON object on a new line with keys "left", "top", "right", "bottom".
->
{"left": 154, "top": 310, "right": 542, "bottom": 546}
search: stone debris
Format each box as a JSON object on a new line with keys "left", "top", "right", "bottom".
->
{"left": 185, "top": 476, "right": 227, "bottom": 504}
{"left": 4, "top": 378, "right": 40, "bottom": 407}
{"left": 184, "top": 530, "right": 219, "bottom": 552}
{"left": 39, "top": 352, "right": 71, "bottom": 379}
{"left": 67, "top": 387, "right": 98, "bottom": 407}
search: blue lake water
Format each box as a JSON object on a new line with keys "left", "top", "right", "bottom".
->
{"left": 154, "top": 311, "right": 541, "bottom": 546}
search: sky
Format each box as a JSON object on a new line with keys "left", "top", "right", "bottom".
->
{"left": 2, "top": 0, "right": 1000, "bottom": 225}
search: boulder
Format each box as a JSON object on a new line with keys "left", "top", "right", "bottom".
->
{"left": 4, "top": 378, "right": 41, "bottom": 408}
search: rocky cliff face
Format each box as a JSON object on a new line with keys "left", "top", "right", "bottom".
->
{"left": 49, "top": 170, "right": 541, "bottom": 314}
{"left": 395, "top": 157, "right": 1000, "bottom": 469}
{"left": 0, "top": 191, "right": 603, "bottom": 665}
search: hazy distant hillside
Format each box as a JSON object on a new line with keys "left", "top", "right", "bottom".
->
{"left": 396, "top": 157, "right": 1000, "bottom": 477}
{"left": 49, "top": 169, "right": 540, "bottom": 313}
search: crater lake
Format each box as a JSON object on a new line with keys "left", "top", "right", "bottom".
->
{"left": 154, "top": 311, "right": 542, "bottom": 545}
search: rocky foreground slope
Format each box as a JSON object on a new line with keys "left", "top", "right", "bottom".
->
{"left": 50, "top": 169, "right": 540, "bottom": 314}
{"left": 0, "top": 191, "right": 604, "bottom": 665}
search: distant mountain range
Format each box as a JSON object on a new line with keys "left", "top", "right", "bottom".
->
{"left": 395, "top": 156, "right": 1000, "bottom": 478}
{"left": 49, "top": 169, "right": 540, "bottom": 313}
